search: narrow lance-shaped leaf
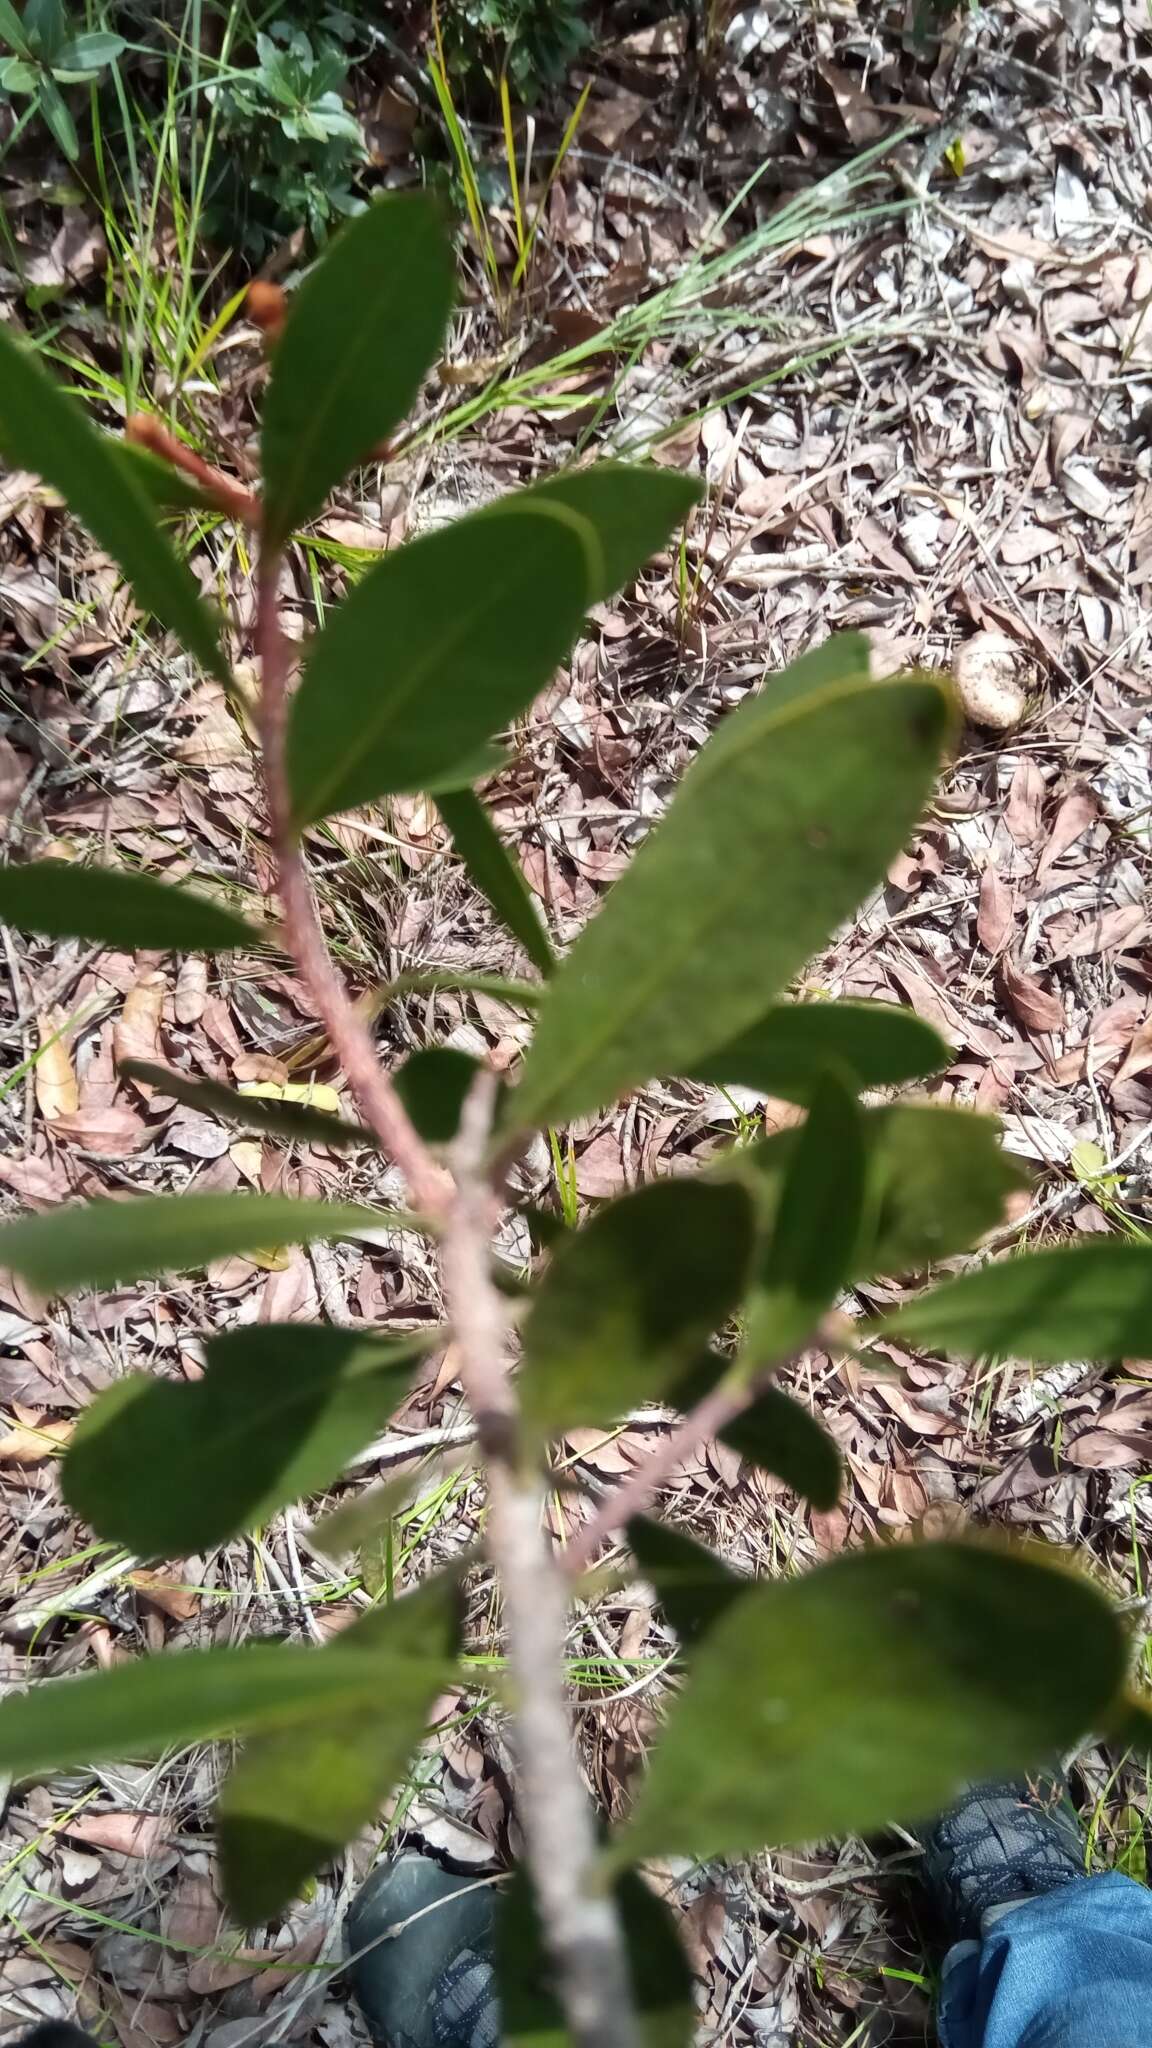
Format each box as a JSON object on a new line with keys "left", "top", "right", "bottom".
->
{"left": 64, "top": 1326, "right": 433, "bottom": 1555}
{"left": 688, "top": 999, "right": 950, "bottom": 1105}
{"left": 510, "top": 636, "right": 952, "bottom": 1132}
{"left": 261, "top": 193, "right": 456, "bottom": 547}
{"left": 119, "top": 1061, "right": 373, "bottom": 1147}
{"left": 287, "top": 504, "right": 595, "bottom": 828}
{"left": 518, "top": 1178, "right": 755, "bottom": 1445}
{"left": 749, "top": 1069, "right": 867, "bottom": 1354}
{"left": 0, "top": 324, "right": 228, "bottom": 681}
{"left": 436, "top": 786, "right": 555, "bottom": 978}
{"left": 883, "top": 1242, "right": 1152, "bottom": 1361}
{"left": 0, "top": 1632, "right": 450, "bottom": 1780}
{"left": 0, "top": 1193, "right": 397, "bottom": 1296}
{"left": 0, "top": 862, "right": 261, "bottom": 950}
{"left": 623, "top": 1541, "right": 1128, "bottom": 1862}
{"left": 219, "top": 1573, "right": 460, "bottom": 1920}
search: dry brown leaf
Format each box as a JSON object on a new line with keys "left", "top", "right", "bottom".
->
{"left": 34, "top": 1012, "right": 79, "bottom": 1123}
{"left": 174, "top": 957, "right": 208, "bottom": 1025}
{"left": 977, "top": 862, "right": 1014, "bottom": 952}
{"left": 1063, "top": 1428, "right": 1152, "bottom": 1470}
{"left": 0, "top": 734, "right": 31, "bottom": 824}
{"left": 1036, "top": 784, "right": 1099, "bottom": 879}
{"left": 1115, "top": 1014, "right": 1152, "bottom": 1085}
{"left": 129, "top": 1569, "right": 201, "bottom": 1623}
{"left": 1046, "top": 904, "right": 1147, "bottom": 962}
{"left": 66, "top": 1810, "right": 168, "bottom": 1858}
{"left": 52, "top": 1103, "right": 149, "bottom": 1156}
{"left": 115, "top": 971, "right": 166, "bottom": 1083}
{"left": 997, "top": 956, "right": 1064, "bottom": 1036}
{"left": 0, "top": 1417, "right": 74, "bottom": 1462}
{"left": 1003, "top": 757, "right": 1046, "bottom": 846}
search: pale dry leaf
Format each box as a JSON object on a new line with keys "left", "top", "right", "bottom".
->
{"left": 977, "top": 862, "right": 1015, "bottom": 952}
{"left": 174, "top": 957, "right": 208, "bottom": 1026}
{"left": 0, "top": 1418, "right": 74, "bottom": 1462}
{"left": 1115, "top": 1015, "right": 1152, "bottom": 1085}
{"left": 66, "top": 1811, "right": 168, "bottom": 1858}
{"left": 1003, "top": 757, "right": 1046, "bottom": 846}
{"left": 0, "top": 734, "right": 31, "bottom": 824}
{"left": 34, "top": 1012, "right": 79, "bottom": 1123}
{"left": 115, "top": 973, "right": 165, "bottom": 1083}
{"left": 997, "top": 956, "right": 1064, "bottom": 1036}
{"left": 1036, "top": 784, "right": 1099, "bottom": 880}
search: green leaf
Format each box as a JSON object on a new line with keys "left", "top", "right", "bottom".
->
{"left": 0, "top": 1193, "right": 392, "bottom": 1296}
{"left": 392, "top": 1046, "right": 485, "bottom": 1145}
{"left": 436, "top": 786, "right": 554, "bottom": 978}
{"left": 287, "top": 504, "right": 594, "bottom": 828}
{"left": 883, "top": 1243, "right": 1152, "bottom": 1362}
{"left": 623, "top": 1541, "right": 1127, "bottom": 1862}
{"left": 730, "top": 1104, "right": 1027, "bottom": 1284}
{"left": 0, "top": 1, "right": 32, "bottom": 56}
{"left": 0, "top": 324, "right": 228, "bottom": 681}
{"left": 63, "top": 1326, "right": 429, "bottom": 1554}
{"left": 0, "top": 1628, "right": 449, "bottom": 1780}
{"left": 118, "top": 1061, "right": 373, "bottom": 1148}
{"left": 751, "top": 1070, "right": 867, "bottom": 1352}
{"left": 499, "top": 1863, "right": 694, "bottom": 2048}
{"left": 54, "top": 28, "right": 124, "bottom": 66}
{"left": 0, "top": 862, "right": 261, "bottom": 950}
{"left": 36, "top": 73, "right": 78, "bottom": 157}
{"left": 376, "top": 969, "right": 545, "bottom": 1011}
{"left": 510, "top": 636, "right": 952, "bottom": 1132}
{"left": 506, "top": 464, "right": 701, "bottom": 603}
{"left": 218, "top": 1574, "right": 460, "bottom": 1920}
{"left": 722, "top": 1387, "right": 842, "bottom": 1508}
{"left": 688, "top": 999, "right": 950, "bottom": 1104}
{"left": 626, "top": 1515, "right": 745, "bottom": 1648}
{"left": 519, "top": 1178, "right": 755, "bottom": 1444}
{"left": 261, "top": 193, "right": 455, "bottom": 548}
{"left": 0, "top": 54, "right": 35, "bottom": 85}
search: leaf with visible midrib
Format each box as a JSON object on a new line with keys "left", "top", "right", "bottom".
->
{"left": 287, "top": 504, "right": 595, "bottom": 828}
{"left": 0, "top": 1193, "right": 395, "bottom": 1295}
{"left": 0, "top": 325, "right": 228, "bottom": 682}
{"left": 501, "top": 463, "right": 700, "bottom": 602}
{"left": 623, "top": 1541, "right": 1126, "bottom": 1860}
{"left": 64, "top": 1325, "right": 432, "bottom": 1554}
{"left": 262, "top": 194, "right": 456, "bottom": 547}
{"left": 752, "top": 1069, "right": 866, "bottom": 1353}
{"left": 0, "top": 863, "right": 261, "bottom": 950}
{"left": 509, "top": 636, "right": 952, "bottom": 1133}
{"left": 882, "top": 1242, "right": 1152, "bottom": 1361}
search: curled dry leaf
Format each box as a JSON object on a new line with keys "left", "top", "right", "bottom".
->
{"left": 1003, "top": 757, "right": 1046, "bottom": 847}
{"left": 66, "top": 1810, "right": 169, "bottom": 1858}
{"left": 52, "top": 1103, "right": 150, "bottom": 1156}
{"left": 977, "top": 862, "right": 1014, "bottom": 953}
{"left": 35, "top": 1012, "right": 79, "bottom": 1123}
{"left": 129, "top": 1568, "right": 201, "bottom": 1624}
{"left": 174, "top": 957, "right": 208, "bottom": 1026}
{"left": 997, "top": 956, "right": 1064, "bottom": 1036}
{"left": 1036, "top": 784, "right": 1100, "bottom": 880}
{"left": 115, "top": 973, "right": 166, "bottom": 1087}
{"left": 0, "top": 1417, "right": 74, "bottom": 1461}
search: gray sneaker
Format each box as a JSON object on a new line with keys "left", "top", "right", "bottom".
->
{"left": 345, "top": 1852, "right": 498, "bottom": 2048}
{"left": 920, "top": 1777, "right": 1086, "bottom": 1940}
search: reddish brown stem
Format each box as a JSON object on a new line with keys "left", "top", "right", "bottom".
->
{"left": 126, "top": 413, "right": 261, "bottom": 527}
{"left": 564, "top": 1376, "right": 755, "bottom": 1576}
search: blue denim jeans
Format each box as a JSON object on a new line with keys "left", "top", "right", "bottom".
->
{"left": 939, "top": 1872, "right": 1152, "bottom": 2047}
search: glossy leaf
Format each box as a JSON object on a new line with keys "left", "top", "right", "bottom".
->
{"left": 64, "top": 1326, "right": 429, "bottom": 1553}
{"left": 0, "top": 323, "right": 228, "bottom": 680}
{"left": 287, "top": 504, "right": 594, "bottom": 828}
{"left": 261, "top": 194, "right": 455, "bottom": 547}
{"left": 219, "top": 1574, "right": 459, "bottom": 1920}
{"left": 722, "top": 1387, "right": 842, "bottom": 1509}
{"left": 0, "top": 1193, "right": 390, "bottom": 1295}
{"left": 751, "top": 1070, "right": 866, "bottom": 1352}
{"left": 499, "top": 1862, "right": 694, "bottom": 2048}
{"left": 688, "top": 998, "right": 950, "bottom": 1104}
{"left": 519, "top": 1178, "right": 755, "bottom": 1443}
{"left": 624, "top": 1542, "right": 1126, "bottom": 1861}
{"left": 511, "top": 637, "right": 952, "bottom": 1131}
{"left": 507, "top": 463, "right": 700, "bottom": 603}
{"left": 627, "top": 1515, "right": 745, "bottom": 1648}
{"left": 436, "top": 786, "right": 554, "bottom": 978}
{"left": 884, "top": 1243, "right": 1152, "bottom": 1361}
{"left": 0, "top": 1631, "right": 448, "bottom": 1779}
{"left": 392, "top": 1046, "right": 486, "bottom": 1145}
{"left": 0, "top": 861, "right": 260, "bottom": 949}
{"left": 119, "top": 1060, "right": 373, "bottom": 1147}
{"left": 731, "top": 1104, "right": 1026, "bottom": 1283}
